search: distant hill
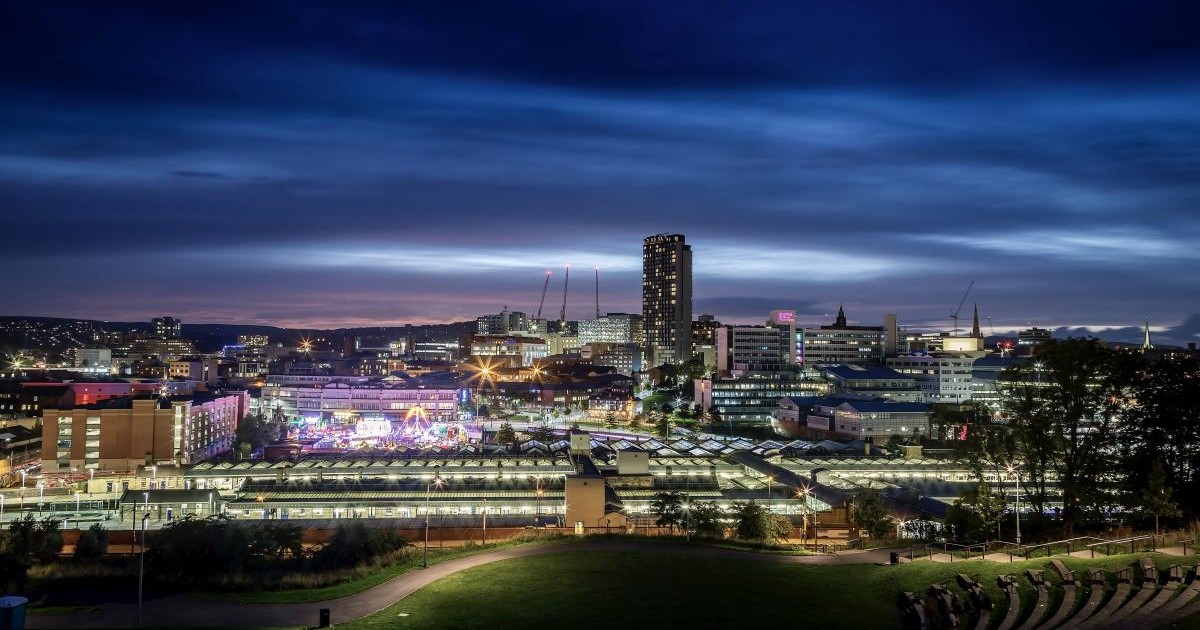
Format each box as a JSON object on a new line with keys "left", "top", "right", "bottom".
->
{"left": 0, "top": 316, "right": 475, "bottom": 354}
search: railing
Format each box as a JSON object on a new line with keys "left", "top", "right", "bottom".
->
{"left": 925, "top": 541, "right": 989, "bottom": 562}
{"left": 1019, "top": 536, "right": 1107, "bottom": 559}
{"left": 1180, "top": 539, "right": 1194, "bottom": 556}
{"left": 1085, "top": 534, "right": 1157, "bottom": 558}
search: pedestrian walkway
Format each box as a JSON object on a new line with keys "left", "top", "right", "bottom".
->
{"left": 26, "top": 539, "right": 896, "bottom": 629}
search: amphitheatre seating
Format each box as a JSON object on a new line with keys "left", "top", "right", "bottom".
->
{"left": 896, "top": 591, "right": 927, "bottom": 630}
{"left": 1104, "top": 559, "right": 1160, "bottom": 625}
{"left": 995, "top": 575, "right": 1021, "bottom": 630}
{"left": 1066, "top": 567, "right": 1107, "bottom": 625}
{"left": 956, "top": 574, "right": 992, "bottom": 630}
{"left": 899, "top": 560, "right": 1200, "bottom": 630}
{"left": 1156, "top": 564, "right": 1200, "bottom": 621}
{"left": 926, "top": 584, "right": 962, "bottom": 628}
{"left": 1047, "top": 561, "right": 1082, "bottom": 629}
{"left": 1070, "top": 567, "right": 1132, "bottom": 630}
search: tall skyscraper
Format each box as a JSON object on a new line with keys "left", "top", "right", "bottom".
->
{"left": 642, "top": 233, "right": 693, "bottom": 366}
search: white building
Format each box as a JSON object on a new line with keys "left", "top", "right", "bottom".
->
{"left": 74, "top": 348, "right": 113, "bottom": 374}
{"left": 885, "top": 354, "right": 978, "bottom": 404}
{"left": 578, "top": 313, "right": 643, "bottom": 346}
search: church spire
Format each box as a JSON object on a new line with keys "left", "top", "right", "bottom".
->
{"left": 835, "top": 304, "right": 847, "bottom": 328}
{"left": 971, "top": 304, "right": 981, "bottom": 338}
{"left": 1142, "top": 319, "right": 1152, "bottom": 352}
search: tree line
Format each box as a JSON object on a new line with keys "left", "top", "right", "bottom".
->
{"left": 951, "top": 339, "right": 1200, "bottom": 541}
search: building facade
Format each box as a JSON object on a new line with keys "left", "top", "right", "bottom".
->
{"left": 578, "top": 313, "right": 643, "bottom": 346}
{"left": 885, "top": 354, "right": 978, "bottom": 404}
{"left": 801, "top": 306, "right": 884, "bottom": 365}
{"left": 642, "top": 234, "right": 693, "bottom": 366}
{"left": 42, "top": 390, "right": 247, "bottom": 471}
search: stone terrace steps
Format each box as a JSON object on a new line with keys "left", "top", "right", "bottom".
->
{"left": 897, "top": 558, "right": 1200, "bottom": 630}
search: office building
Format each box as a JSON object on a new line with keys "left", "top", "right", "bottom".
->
{"left": 74, "top": 348, "right": 113, "bottom": 373}
{"left": 583, "top": 342, "right": 643, "bottom": 376}
{"left": 1017, "top": 327, "right": 1053, "bottom": 355}
{"left": 42, "top": 390, "right": 248, "bottom": 471}
{"left": 642, "top": 234, "right": 692, "bottom": 366}
{"left": 695, "top": 376, "right": 828, "bottom": 427}
{"left": 715, "top": 325, "right": 795, "bottom": 376}
{"left": 153, "top": 316, "right": 182, "bottom": 339}
{"left": 819, "top": 364, "right": 924, "bottom": 402}
{"left": 578, "top": 313, "right": 643, "bottom": 346}
{"left": 470, "top": 335, "right": 548, "bottom": 368}
{"left": 476, "top": 308, "right": 530, "bottom": 336}
{"left": 886, "top": 354, "right": 978, "bottom": 404}
{"left": 801, "top": 306, "right": 885, "bottom": 365}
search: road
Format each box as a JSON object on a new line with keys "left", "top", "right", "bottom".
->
{"left": 27, "top": 540, "right": 895, "bottom": 629}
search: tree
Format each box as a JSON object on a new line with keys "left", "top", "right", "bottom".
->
{"left": 850, "top": 488, "right": 893, "bottom": 540}
{"left": 999, "top": 338, "right": 1139, "bottom": 536}
{"left": 687, "top": 501, "right": 726, "bottom": 539}
{"left": 945, "top": 482, "right": 1006, "bottom": 543}
{"left": 495, "top": 422, "right": 517, "bottom": 446}
{"left": 1140, "top": 460, "right": 1180, "bottom": 535}
{"left": 1118, "top": 355, "right": 1200, "bottom": 520}
{"left": 649, "top": 492, "right": 685, "bottom": 533}
{"left": 731, "top": 501, "right": 790, "bottom": 543}
{"left": 656, "top": 413, "right": 671, "bottom": 438}
{"left": 73, "top": 523, "right": 109, "bottom": 561}
{"left": 604, "top": 411, "right": 616, "bottom": 428}
{"left": 630, "top": 414, "right": 644, "bottom": 430}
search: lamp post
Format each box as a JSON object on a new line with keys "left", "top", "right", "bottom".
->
{"left": 38, "top": 480, "right": 44, "bottom": 513}
{"left": 1, "top": 493, "right": 5, "bottom": 521}
{"left": 1007, "top": 464, "right": 1021, "bottom": 545}
{"left": 535, "top": 476, "right": 543, "bottom": 528}
{"left": 20, "top": 470, "right": 26, "bottom": 489}
{"left": 75, "top": 491, "right": 81, "bottom": 513}
{"left": 138, "top": 512, "right": 149, "bottom": 628}
{"left": 765, "top": 475, "right": 773, "bottom": 512}
{"left": 424, "top": 467, "right": 441, "bottom": 568}
{"left": 796, "top": 487, "right": 810, "bottom": 549}
{"left": 88, "top": 468, "right": 94, "bottom": 495}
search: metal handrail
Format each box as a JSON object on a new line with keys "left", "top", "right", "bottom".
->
{"left": 1085, "top": 534, "right": 1157, "bottom": 558}
{"left": 1021, "top": 536, "right": 1107, "bottom": 559}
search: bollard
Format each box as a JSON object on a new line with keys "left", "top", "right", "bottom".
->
{"left": 319, "top": 607, "right": 331, "bottom": 628}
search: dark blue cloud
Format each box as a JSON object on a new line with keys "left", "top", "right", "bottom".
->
{"left": 1, "top": 1, "right": 1198, "bottom": 331}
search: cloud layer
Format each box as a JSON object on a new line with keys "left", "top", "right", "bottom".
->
{"left": 2, "top": 1, "right": 1198, "bottom": 330}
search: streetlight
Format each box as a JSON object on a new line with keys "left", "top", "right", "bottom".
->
{"left": 20, "top": 470, "right": 26, "bottom": 488}
{"left": 138, "top": 512, "right": 149, "bottom": 628}
{"left": 38, "top": 480, "right": 44, "bottom": 513}
{"left": 423, "top": 467, "right": 442, "bottom": 568}
{"left": 535, "top": 476, "right": 543, "bottom": 528}
{"left": 1, "top": 493, "right": 5, "bottom": 521}
{"left": 796, "top": 487, "right": 811, "bottom": 549}
{"left": 1006, "top": 464, "right": 1022, "bottom": 545}
{"left": 75, "top": 491, "right": 81, "bottom": 513}
{"left": 765, "top": 475, "right": 773, "bottom": 512}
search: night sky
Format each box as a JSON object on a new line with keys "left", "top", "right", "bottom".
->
{"left": 4, "top": 2, "right": 1199, "bottom": 335}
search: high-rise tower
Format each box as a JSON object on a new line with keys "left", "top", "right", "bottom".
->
{"left": 642, "top": 234, "right": 693, "bottom": 366}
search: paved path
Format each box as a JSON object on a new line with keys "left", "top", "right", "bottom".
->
{"left": 28, "top": 541, "right": 896, "bottom": 629}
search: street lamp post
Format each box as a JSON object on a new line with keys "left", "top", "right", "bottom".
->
{"left": 535, "top": 476, "right": 543, "bottom": 528}
{"left": 38, "top": 481, "right": 44, "bottom": 513}
{"left": 423, "top": 467, "right": 441, "bottom": 568}
{"left": 75, "top": 491, "right": 80, "bottom": 513}
{"left": 796, "top": 488, "right": 810, "bottom": 549}
{"left": 1007, "top": 464, "right": 1022, "bottom": 546}
{"left": 766, "top": 475, "right": 773, "bottom": 512}
{"left": 138, "top": 512, "right": 149, "bottom": 628}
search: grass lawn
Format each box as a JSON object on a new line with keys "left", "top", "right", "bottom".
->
{"left": 333, "top": 549, "right": 1200, "bottom": 630}
{"left": 214, "top": 537, "right": 575, "bottom": 604}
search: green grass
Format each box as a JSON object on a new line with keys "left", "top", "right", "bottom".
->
{"left": 213, "top": 536, "right": 574, "bottom": 604}
{"left": 333, "top": 548, "right": 1200, "bottom": 630}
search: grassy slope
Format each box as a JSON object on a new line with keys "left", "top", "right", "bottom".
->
{"left": 334, "top": 549, "right": 1200, "bottom": 630}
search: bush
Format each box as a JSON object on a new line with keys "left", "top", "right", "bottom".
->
{"left": 315, "top": 522, "right": 408, "bottom": 570}
{"left": 74, "top": 523, "right": 109, "bottom": 560}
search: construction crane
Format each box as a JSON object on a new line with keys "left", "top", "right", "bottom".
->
{"left": 594, "top": 267, "right": 600, "bottom": 319}
{"left": 559, "top": 264, "right": 570, "bottom": 324}
{"left": 534, "top": 270, "right": 552, "bottom": 320}
{"left": 950, "top": 280, "right": 975, "bottom": 336}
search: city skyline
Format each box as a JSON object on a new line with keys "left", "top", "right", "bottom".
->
{"left": 3, "top": 2, "right": 1199, "bottom": 332}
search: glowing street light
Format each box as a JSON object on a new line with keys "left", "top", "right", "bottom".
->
{"left": 424, "top": 467, "right": 443, "bottom": 568}
{"left": 1006, "top": 463, "right": 1022, "bottom": 545}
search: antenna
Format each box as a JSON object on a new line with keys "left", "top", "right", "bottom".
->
{"left": 594, "top": 267, "right": 600, "bottom": 319}
{"left": 559, "top": 265, "right": 570, "bottom": 324}
{"left": 535, "top": 270, "right": 552, "bottom": 320}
